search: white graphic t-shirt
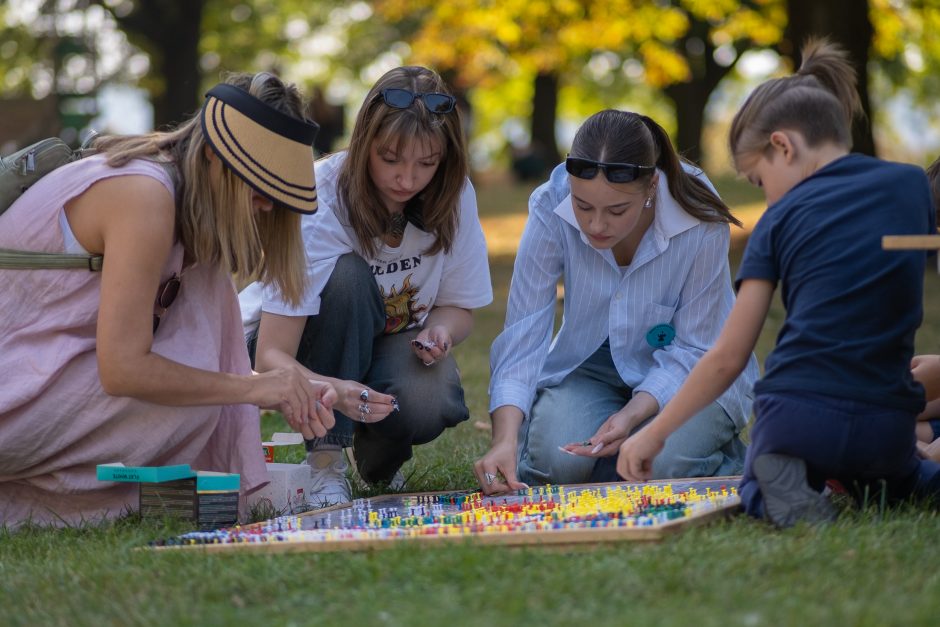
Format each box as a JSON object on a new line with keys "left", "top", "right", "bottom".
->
{"left": 262, "top": 152, "right": 493, "bottom": 332}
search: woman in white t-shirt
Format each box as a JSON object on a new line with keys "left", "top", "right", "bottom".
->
{"left": 256, "top": 66, "right": 492, "bottom": 505}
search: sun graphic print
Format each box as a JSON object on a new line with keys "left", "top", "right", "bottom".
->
{"left": 379, "top": 273, "right": 429, "bottom": 334}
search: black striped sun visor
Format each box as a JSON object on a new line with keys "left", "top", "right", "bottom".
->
{"left": 201, "top": 83, "right": 319, "bottom": 214}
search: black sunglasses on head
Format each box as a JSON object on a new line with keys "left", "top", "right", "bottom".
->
{"left": 565, "top": 156, "right": 655, "bottom": 184}
{"left": 380, "top": 88, "right": 456, "bottom": 114}
{"left": 152, "top": 273, "right": 181, "bottom": 334}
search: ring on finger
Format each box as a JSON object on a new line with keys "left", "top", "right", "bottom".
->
{"left": 484, "top": 472, "right": 497, "bottom": 485}
{"left": 358, "top": 412, "right": 367, "bottom": 422}
{"left": 357, "top": 403, "right": 371, "bottom": 415}
{"left": 359, "top": 389, "right": 369, "bottom": 402}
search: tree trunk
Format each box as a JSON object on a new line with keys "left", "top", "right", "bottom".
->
{"left": 530, "top": 72, "right": 561, "bottom": 170}
{"left": 663, "top": 16, "right": 738, "bottom": 165}
{"left": 109, "top": 0, "right": 206, "bottom": 129}
{"left": 784, "top": 0, "right": 876, "bottom": 155}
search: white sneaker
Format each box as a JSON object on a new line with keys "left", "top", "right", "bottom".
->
{"left": 306, "top": 446, "right": 351, "bottom": 508}
{"left": 389, "top": 469, "right": 406, "bottom": 492}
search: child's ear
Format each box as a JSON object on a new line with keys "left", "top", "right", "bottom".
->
{"left": 768, "top": 131, "right": 796, "bottom": 163}
{"left": 204, "top": 144, "right": 216, "bottom": 162}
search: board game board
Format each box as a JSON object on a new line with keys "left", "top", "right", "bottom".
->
{"left": 151, "top": 476, "right": 742, "bottom": 554}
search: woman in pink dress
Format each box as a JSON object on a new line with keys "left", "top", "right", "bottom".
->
{"left": 0, "top": 72, "right": 335, "bottom": 527}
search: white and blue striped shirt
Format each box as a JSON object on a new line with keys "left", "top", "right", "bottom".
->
{"left": 489, "top": 162, "right": 758, "bottom": 430}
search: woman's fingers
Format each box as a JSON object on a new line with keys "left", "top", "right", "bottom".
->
{"left": 347, "top": 384, "right": 397, "bottom": 423}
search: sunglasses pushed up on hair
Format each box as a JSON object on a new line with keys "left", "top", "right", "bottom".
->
{"left": 380, "top": 88, "right": 456, "bottom": 114}
{"left": 565, "top": 156, "right": 655, "bottom": 184}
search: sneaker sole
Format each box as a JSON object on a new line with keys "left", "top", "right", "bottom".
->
{"left": 753, "top": 454, "right": 837, "bottom": 528}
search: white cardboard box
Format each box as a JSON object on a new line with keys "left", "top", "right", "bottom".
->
{"left": 247, "top": 462, "right": 310, "bottom": 515}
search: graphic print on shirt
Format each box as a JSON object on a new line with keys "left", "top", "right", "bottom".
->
{"left": 380, "top": 273, "right": 428, "bottom": 334}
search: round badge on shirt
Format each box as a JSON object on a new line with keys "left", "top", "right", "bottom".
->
{"left": 646, "top": 323, "right": 675, "bottom": 348}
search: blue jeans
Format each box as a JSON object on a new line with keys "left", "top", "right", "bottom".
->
{"left": 517, "top": 341, "right": 746, "bottom": 485}
{"left": 295, "top": 254, "right": 469, "bottom": 482}
{"left": 741, "top": 391, "right": 940, "bottom": 518}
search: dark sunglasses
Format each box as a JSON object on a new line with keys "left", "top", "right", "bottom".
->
{"left": 565, "top": 156, "right": 655, "bottom": 184}
{"left": 152, "top": 273, "right": 181, "bottom": 334}
{"left": 380, "top": 88, "right": 456, "bottom": 114}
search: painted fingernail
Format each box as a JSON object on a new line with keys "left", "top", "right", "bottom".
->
{"left": 557, "top": 446, "right": 577, "bottom": 456}
{"left": 591, "top": 443, "right": 604, "bottom": 454}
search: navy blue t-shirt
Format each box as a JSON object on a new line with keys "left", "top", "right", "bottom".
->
{"left": 737, "top": 153, "right": 936, "bottom": 412}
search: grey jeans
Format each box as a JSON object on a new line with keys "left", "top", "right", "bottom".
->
{"left": 296, "top": 253, "right": 469, "bottom": 482}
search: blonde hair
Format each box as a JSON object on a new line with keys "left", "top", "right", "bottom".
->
{"left": 92, "top": 72, "right": 308, "bottom": 305}
{"left": 729, "top": 39, "right": 863, "bottom": 164}
{"left": 337, "top": 66, "right": 469, "bottom": 258}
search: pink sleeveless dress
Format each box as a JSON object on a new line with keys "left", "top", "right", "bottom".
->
{"left": 0, "top": 155, "right": 267, "bottom": 527}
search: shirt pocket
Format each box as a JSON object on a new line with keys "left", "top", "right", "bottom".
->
{"left": 639, "top": 301, "right": 679, "bottom": 351}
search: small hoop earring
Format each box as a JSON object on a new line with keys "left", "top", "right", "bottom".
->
{"left": 643, "top": 197, "right": 653, "bottom": 208}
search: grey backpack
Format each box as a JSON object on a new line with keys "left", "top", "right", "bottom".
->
{"left": 0, "top": 136, "right": 102, "bottom": 270}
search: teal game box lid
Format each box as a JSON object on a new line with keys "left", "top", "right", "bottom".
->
{"left": 97, "top": 463, "right": 195, "bottom": 483}
{"left": 195, "top": 470, "right": 240, "bottom": 493}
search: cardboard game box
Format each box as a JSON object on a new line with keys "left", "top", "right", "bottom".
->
{"left": 97, "top": 463, "right": 240, "bottom": 530}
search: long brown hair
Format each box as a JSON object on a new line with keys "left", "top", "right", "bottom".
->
{"left": 91, "top": 72, "right": 308, "bottom": 305}
{"left": 337, "top": 66, "right": 469, "bottom": 258}
{"left": 729, "top": 39, "right": 863, "bottom": 162}
{"left": 569, "top": 110, "right": 740, "bottom": 226}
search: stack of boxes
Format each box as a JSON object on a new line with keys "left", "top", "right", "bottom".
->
{"left": 96, "top": 463, "right": 240, "bottom": 530}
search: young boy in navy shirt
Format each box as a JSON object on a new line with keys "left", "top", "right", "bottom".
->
{"left": 617, "top": 39, "right": 940, "bottom": 527}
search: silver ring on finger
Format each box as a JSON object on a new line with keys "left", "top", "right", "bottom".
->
{"left": 357, "top": 403, "right": 371, "bottom": 415}
{"left": 484, "top": 472, "right": 497, "bottom": 485}
{"left": 359, "top": 389, "right": 369, "bottom": 402}
{"left": 358, "top": 412, "right": 367, "bottom": 422}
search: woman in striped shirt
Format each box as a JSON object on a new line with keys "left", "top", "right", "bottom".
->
{"left": 475, "top": 110, "right": 757, "bottom": 494}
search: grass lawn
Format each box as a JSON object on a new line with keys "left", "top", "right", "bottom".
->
{"left": 3, "top": 175, "right": 940, "bottom": 626}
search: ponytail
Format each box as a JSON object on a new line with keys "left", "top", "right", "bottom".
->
{"left": 730, "top": 38, "right": 862, "bottom": 160}
{"left": 638, "top": 115, "right": 740, "bottom": 227}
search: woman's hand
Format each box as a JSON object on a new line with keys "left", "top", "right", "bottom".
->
{"left": 251, "top": 368, "right": 337, "bottom": 439}
{"left": 411, "top": 325, "right": 453, "bottom": 366}
{"left": 332, "top": 378, "right": 397, "bottom": 424}
{"left": 560, "top": 410, "right": 633, "bottom": 458}
{"left": 474, "top": 440, "right": 528, "bottom": 496}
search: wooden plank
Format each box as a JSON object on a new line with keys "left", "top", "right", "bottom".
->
{"left": 882, "top": 235, "right": 940, "bottom": 250}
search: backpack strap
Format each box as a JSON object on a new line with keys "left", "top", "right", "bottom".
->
{"left": 0, "top": 248, "right": 102, "bottom": 271}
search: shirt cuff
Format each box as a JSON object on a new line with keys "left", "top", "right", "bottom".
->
{"left": 488, "top": 379, "right": 536, "bottom": 417}
{"left": 633, "top": 368, "right": 682, "bottom": 414}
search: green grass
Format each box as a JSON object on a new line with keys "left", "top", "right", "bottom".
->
{"left": 3, "top": 175, "right": 940, "bottom": 626}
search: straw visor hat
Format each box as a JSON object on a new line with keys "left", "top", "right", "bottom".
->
{"left": 201, "top": 83, "right": 319, "bottom": 214}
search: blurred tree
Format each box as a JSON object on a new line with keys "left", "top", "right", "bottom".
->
{"left": 374, "top": 0, "right": 783, "bottom": 170}
{"left": 781, "top": 0, "right": 875, "bottom": 155}
{"left": 0, "top": 0, "right": 395, "bottom": 130}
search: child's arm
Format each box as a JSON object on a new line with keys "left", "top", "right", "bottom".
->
{"left": 912, "top": 354, "right": 940, "bottom": 403}
{"left": 617, "top": 279, "right": 775, "bottom": 481}
{"left": 918, "top": 398, "right": 940, "bottom": 422}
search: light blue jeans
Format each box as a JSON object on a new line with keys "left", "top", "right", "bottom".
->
{"left": 517, "top": 341, "right": 746, "bottom": 485}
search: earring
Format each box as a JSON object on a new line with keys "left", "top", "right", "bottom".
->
{"left": 643, "top": 197, "right": 653, "bottom": 208}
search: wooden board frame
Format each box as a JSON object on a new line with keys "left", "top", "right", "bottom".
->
{"left": 151, "top": 476, "right": 742, "bottom": 554}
